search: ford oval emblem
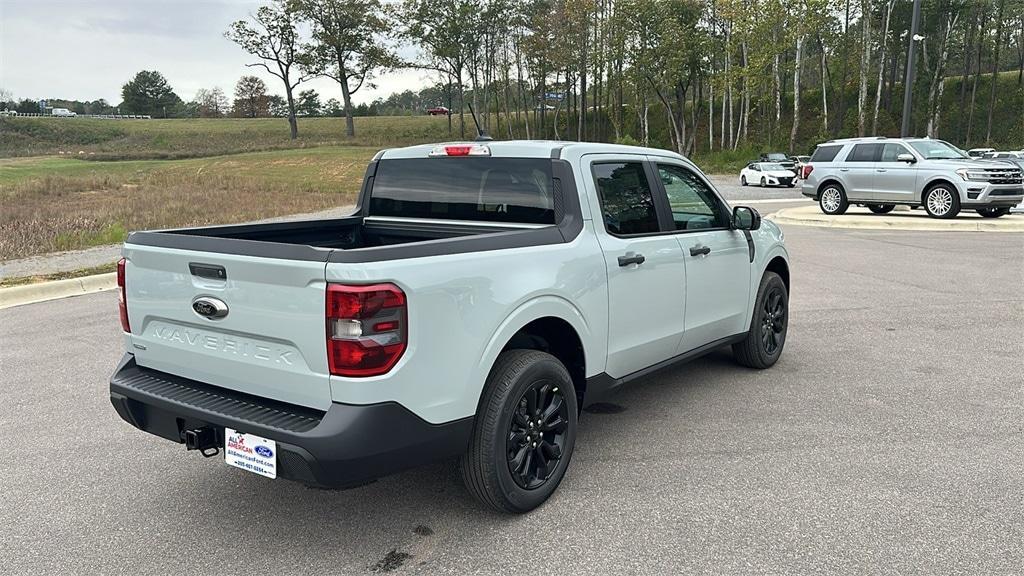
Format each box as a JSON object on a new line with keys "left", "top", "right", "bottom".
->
{"left": 255, "top": 446, "right": 274, "bottom": 458}
{"left": 192, "top": 296, "right": 229, "bottom": 319}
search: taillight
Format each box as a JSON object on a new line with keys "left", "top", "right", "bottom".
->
{"left": 428, "top": 144, "right": 491, "bottom": 157}
{"left": 801, "top": 165, "right": 814, "bottom": 179}
{"left": 117, "top": 257, "right": 130, "bottom": 333}
{"left": 326, "top": 283, "right": 407, "bottom": 377}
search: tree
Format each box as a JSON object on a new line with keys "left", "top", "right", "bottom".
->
{"left": 192, "top": 87, "right": 230, "bottom": 117}
{"left": 293, "top": 0, "right": 399, "bottom": 137}
{"left": 296, "top": 88, "right": 322, "bottom": 116}
{"left": 234, "top": 75, "right": 270, "bottom": 117}
{"left": 324, "top": 97, "right": 345, "bottom": 116}
{"left": 226, "top": 0, "right": 312, "bottom": 138}
{"left": 268, "top": 94, "right": 289, "bottom": 116}
{"left": 120, "top": 70, "right": 183, "bottom": 117}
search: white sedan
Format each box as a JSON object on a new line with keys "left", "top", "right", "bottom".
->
{"left": 741, "top": 162, "right": 798, "bottom": 188}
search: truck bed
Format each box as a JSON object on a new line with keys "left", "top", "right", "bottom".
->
{"left": 125, "top": 215, "right": 567, "bottom": 263}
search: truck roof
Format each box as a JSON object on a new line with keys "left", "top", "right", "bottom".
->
{"left": 377, "top": 140, "right": 688, "bottom": 162}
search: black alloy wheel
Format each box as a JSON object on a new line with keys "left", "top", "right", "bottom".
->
{"left": 507, "top": 381, "right": 569, "bottom": 489}
{"left": 760, "top": 286, "right": 786, "bottom": 356}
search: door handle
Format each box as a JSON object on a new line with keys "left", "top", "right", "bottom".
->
{"left": 839, "top": 168, "right": 850, "bottom": 172}
{"left": 689, "top": 245, "right": 711, "bottom": 257}
{"left": 617, "top": 253, "right": 645, "bottom": 267}
{"left": 876, "top": 169, "right": 888, "bottom": 172}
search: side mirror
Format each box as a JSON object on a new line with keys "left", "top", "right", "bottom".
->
{"left": 733, "top": 206, "right": 761, "bottom": 231}
{"left": 896, "top": 153, "right": 916, "bottom": 163}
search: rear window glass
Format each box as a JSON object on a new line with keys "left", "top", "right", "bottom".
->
{"left": 370, "top": 158, "right": 555, "bottom": 224}
{"left": 847, "top": 143, "right": 881, "bottom": 162}
{"left": 810, "top": 145, "right": 842, "bottom": 162}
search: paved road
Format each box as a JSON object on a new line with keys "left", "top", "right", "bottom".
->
{"left": 2, "top": 224, "right": 1023, "bottom": 575}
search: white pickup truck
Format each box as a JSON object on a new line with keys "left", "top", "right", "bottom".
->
{"left": 110, "top": 140, "right": 790, "bottom": 512}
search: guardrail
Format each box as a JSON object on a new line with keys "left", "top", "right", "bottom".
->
{"left": 0, "top": 112, "right": 153, "bottom": 119}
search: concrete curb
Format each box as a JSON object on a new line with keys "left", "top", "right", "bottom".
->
{"left": 768, "top": 206, "right": 1024, "bottom": 233}
{"left": 0, "top": 272, "right": 117, "bottom": 310}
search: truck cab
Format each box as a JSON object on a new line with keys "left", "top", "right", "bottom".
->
{"left": 110, "top": 140, "right": 790, "bottom": 512}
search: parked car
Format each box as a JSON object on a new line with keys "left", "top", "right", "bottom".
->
{"left": 791, "top": 155, "right": 811, "bottom": 177}
{"left": 741, "top": 162, "right": 797, "bottom": 187}
{"left": 535, "top": 103, "right": 556, "bottom": 110}
{"left": 759, "top": 152, "right": 796, "bottom": 172}
{"left": 981, "top": 151, "right": 1023, "bottom": 160}
{"left": 966, "top": 147, "right": 996, "bottom": 158}
{"left": 426, "top": 106, "right": 450, "bottom": 116}
{"left": 801, "top": 137, "right": 1023, "bottom": 219}
{"left": 109, "top": 140, "right": 790, "bottom": 513}
{"left": 51, "top": 108, "right": 77, "bottom": 117}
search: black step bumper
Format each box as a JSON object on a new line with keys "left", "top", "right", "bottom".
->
{"left": 109, "top": 354, "right": 473, "bottom": 488}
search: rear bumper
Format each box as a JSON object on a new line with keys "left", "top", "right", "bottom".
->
{"left": 109, "top": 354, "right": 473, "bottom": 488}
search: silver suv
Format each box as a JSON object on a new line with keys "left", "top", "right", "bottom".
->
{"left": 801, "top": 137, "right": 1024, "bottom": 219}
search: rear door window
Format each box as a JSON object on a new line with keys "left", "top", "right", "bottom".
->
{"left": 847, "top": 143, "right": 882, "bottom": 162}
{"left": 592, "top": 162, "right": 660, "bottom": 236}
{"left": 810, "top": 145, "right": 842, "bottom": 162}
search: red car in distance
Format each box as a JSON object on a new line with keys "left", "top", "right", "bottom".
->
{"left": 426, "top": 106, "right": 450, "bottom": 116}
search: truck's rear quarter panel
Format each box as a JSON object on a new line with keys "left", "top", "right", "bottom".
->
{"left": 324, "top": 221, "right": 608, "bottom": 424}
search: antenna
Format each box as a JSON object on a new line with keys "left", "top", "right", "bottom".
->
{"left": 467, "top": 104, "right": 492, "bottom": 142}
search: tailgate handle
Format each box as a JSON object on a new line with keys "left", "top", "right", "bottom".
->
{"left": 189, "top": 263, "right": 227, "bottom": 281}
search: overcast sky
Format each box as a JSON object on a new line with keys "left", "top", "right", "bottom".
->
{"left": 0, "top": 0, "right": 433, "bottom": 105}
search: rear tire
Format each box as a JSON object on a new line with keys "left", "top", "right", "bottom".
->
{"left": 460, "top": 350, "right": 578, "bottom": 513}
{"left": 923, "top": 184, "right": 961, "bottom": 219}
{"left": 733, "top": 272, "right": 788, "bottom": 369}
{"left": 976, "top": 207, "right": 1010, "bottom": 218}
{"left": 818, "top": 183, "right": 849, "bottom": 215}
{"left": 868, "top": 204, "right": 895, "bottom": 214}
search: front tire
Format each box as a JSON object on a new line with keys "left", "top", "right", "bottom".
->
{"left": 760, "top": 177, "right": 767, "bottom": 187}
{"left": 868, "top": 204, "right": 895, "bottom": 214}
{"left": 818, "top": 183, "right": 849, "bottom": 215}
{"left": 923, "top": 184, "right": 961, "bottom": 219}
{"left": 460, "top": 350, "right": 578, "bottom": 513}
{"left": 733, "top": 272, "right": 788, "bottom": 369}
{"left": 976, "top": 207, "right": 1010, "bottom": 218}
{"left": 741, "top": 175, "right": 747, "bottom": 186}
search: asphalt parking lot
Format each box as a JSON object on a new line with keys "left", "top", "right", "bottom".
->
{"left": 2, "top": 207, "right": 1022, "bottom": 575}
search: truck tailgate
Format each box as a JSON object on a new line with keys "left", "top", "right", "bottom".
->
{"left": 122, "top": 243, "right": 332, "bottom": 411}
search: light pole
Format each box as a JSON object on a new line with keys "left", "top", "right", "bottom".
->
{"left": 900, "top": 0, "right": 923, "bottom": 137}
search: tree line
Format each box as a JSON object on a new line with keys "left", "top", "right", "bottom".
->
{"left": 4, "top": 0, "right": 1022, "bottom": 151}
{"left": 224, "top": 0, "right": 1021, "bottom": 150}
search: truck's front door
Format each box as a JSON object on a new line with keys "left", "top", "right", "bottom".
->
{"left": 651, "top": 162, "right": 751, "bottom": 352}
{"left": 585, "top": 157, "right": 687, "bottom": 378}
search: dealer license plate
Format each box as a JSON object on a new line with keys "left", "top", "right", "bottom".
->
{"left": 224, "top": 428, "right": 277, "bottom": 479}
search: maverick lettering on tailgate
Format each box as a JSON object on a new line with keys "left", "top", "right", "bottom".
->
{"left": 151, "top": 326, "right": 295, "bottom": 365}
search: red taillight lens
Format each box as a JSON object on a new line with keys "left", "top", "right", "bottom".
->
{"left": 801, "top": 165, "right": 814, "bottom": 179}
{"left": 326, "top": 283, "right": 407, "bottom": 377}
{"left": 444, "top": 145, "right": 472, "bottom": 156}
{"left": 117, "top": 258, "right": 130, "bottom": 333}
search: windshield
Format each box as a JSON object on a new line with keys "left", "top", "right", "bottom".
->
{"left": 761, "top": 163, "right": 786, "bottom": 171}
{"left": 910, "top": 141, "right": 968, "bottom": 160}
{"left": 765, "top": 153, "right": 787, "bottom": 161}
{"left": 370, "top": 158, "right": 555, "bottom": 224}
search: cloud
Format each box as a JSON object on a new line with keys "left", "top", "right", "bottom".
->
{"left": 0, "top": 0, "right": 430, "bottom": 105}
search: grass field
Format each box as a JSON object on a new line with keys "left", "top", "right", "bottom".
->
{"left": 0, "top": 146, "right": 373, "bottom": 260}
{"left": 0, "top": 115, "right": 456, "bottom": 160}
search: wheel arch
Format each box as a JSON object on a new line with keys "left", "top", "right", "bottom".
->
{"left": 816, "top": 178, "right": 845, "bottom": 196}
{"left": 476, "top": 297, "right": 596, "bottom": 409}
{"left": 765, "top": 255, "right": 790, "bottom": 293}
{"left": 920, "top": 177, "right": 961, "bottom": 203}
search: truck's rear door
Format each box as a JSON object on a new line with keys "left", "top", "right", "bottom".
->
{"left": 121, "top": 244, "right": 332, "bottom": 411}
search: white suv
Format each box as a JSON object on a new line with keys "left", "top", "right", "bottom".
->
{"left": 801, "top": 137, "right": 1023, "bottom": 219}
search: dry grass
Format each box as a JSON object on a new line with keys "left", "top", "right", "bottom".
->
{"left": 0, "top": 262, "right": 118, "bottom": 288}
{"left": 0, "top": 146, "right": 373, "bottom": 260}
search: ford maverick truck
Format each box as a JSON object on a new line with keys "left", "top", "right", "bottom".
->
{"left": 110, "top": 140, "right": 790, "bottom": 512}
